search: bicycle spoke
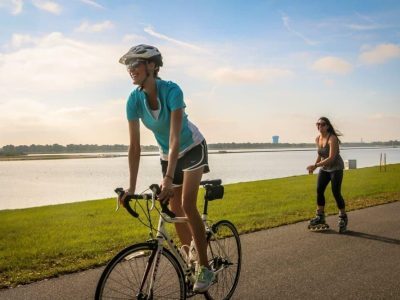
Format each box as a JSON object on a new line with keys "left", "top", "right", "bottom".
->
{"left": 96, "top": 244, "right": 185, "bottom": 299}
{"left": 206, "top": 221, "right": 241, "bottom": 300}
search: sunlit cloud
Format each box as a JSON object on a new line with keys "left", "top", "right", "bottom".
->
{"left": 80, "top": 0, "right": 104, "bottom": 9}
{"left": 75, "top": 20, "right": 114, "bottom": 33}
{"left": 346, "top": 12, "right": 388, "bottom": 31}
{"left": 144, "top": 26, "right": 206, "bottom": 52}
{"left": 0, "top": 32, "right": 125, "bottom": 96}
{"left": 9, "top": 33, "right": 36, "bottom": 48}
{"left": 347, "top": 12, "right": 386, "bottom": 31}
{"left": 0, "top": 0, "right": 23, "bottom": 14}
{"left": 281, "top": 13, "right": 318, "bottom": 46}
{"left": 32, "top": 0, "right": 62, "bottom": 14}
{"left": 0, "top": 98, "right": 141, "bottom": 145}
{"left": 312, "top": 56, "right": 353, "bottom": 75}
{"left": 359, "top": 43, "right": 400, "bottom": 65}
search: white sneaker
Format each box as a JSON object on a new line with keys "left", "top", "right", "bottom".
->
{"left": 193, "top": 266, "right": 215, "bottom": 293}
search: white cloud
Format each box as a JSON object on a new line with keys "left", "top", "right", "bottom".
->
{"left": 359, "top": 43, "right": 400, "bottom": 65}
{"left": 9, "top": 33, "right": 36, "bottom": 48}
{"left": 347, "top": 12, "right": 386, "bottom": 31}
{"left": 281, "top": 13, "right": 318, "bottom": 46}
{"left": 0, "top": 0, "right": 23, "bottom": 14}
{"left": 0, "top": 32, "right": 125, "bottom": 96}
{"left": 144, "top": 26, "right": 206, "bottom": 52}
{"left": 211, "top": 67, "right": 294, "bottom": 84}
{"left": 346, "top": 24, "right": 384, "bottom": 31}
{"left": 80, "top": 0, "right": 104, "bottom": 9}
{"left": 0, "top": 97, "right": 141, "bottom": 145}
{"left": 312, "top": 56, "right": 353, "bottom": 75}
{"left": 75, "top": 20, "right": 114, "bottom": 33}
{"left": 32, "top": 0, "right": 62, "bottom": 14}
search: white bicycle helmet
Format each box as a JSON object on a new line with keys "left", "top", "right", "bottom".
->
{"left": 119, "top": 44, "right": 163, "bottom": 66}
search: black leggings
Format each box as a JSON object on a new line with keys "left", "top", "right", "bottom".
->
{"left": 317, "top": 169, "right": 346, "bottom": 209}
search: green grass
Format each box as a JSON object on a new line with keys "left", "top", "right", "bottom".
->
{"left": 1, "top": 164, "right": 399, "bottom": 288}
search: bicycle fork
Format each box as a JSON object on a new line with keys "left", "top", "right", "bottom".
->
{"left": 139, "top": 216, "right": 170, "bottom": 299}
{"left": 136, "top": 242, "right": 163, "bottom": 300}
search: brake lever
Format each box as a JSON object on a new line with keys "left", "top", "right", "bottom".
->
{"left": 115, "top": 197, "right": 120, "bottom": 212}
{"left": 114, "top": 187, "right": 124, "bottom": 212}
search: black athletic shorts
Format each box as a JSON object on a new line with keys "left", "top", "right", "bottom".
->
{"left": 161, "top": 140, "right": 210, "bottom": 186}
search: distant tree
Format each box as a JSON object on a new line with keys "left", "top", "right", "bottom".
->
{"left": 1, "top": 140, "right": 398, "bottom": 155}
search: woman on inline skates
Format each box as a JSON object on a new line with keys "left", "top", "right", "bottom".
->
{"left": 307, "top": 117, "right": 348, "bottom": 233}
{"left": 118, "top": 44, "right": 214, "bottom": 292}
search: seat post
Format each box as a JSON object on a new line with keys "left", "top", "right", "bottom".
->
{"left": 202, "top": 196, "right": 209, "bottom": 216}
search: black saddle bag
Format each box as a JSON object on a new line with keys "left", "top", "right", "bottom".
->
{"left": 205, "top": 185, "right": 224, "bottom": 201}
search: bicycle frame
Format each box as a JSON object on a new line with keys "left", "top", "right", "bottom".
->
{"left": 138, "top": 192, "right": 228, "bottom": 297}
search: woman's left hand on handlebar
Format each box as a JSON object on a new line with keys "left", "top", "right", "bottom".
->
{"left": 119, "top": 188, "right": 135, "bottom": 207}
{"left": 158, "top": 177, "right": 174, "bottom": 202}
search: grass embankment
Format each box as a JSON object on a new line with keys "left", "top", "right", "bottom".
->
{"left": 1, "top": 164, "right": 399, "bottom": 288}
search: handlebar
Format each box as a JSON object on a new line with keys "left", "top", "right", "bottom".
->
{"left": 115, "top": 179, "right": 223, "bottom": 219}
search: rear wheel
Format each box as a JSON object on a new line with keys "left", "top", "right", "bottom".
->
{"left": 95, "top": 242, "right": 186, "bottom": 299}
{"left": 204, "top": 220, "right": 241, "bottom": 300}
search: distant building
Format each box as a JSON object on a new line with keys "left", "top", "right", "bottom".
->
{"left": 272, "top": 135, "right": 279, "bottom": 144}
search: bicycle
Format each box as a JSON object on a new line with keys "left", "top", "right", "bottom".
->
{"left": 95, "top": 179, "right": 241, "bottom": 300}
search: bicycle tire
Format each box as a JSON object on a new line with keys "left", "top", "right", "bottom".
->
{"left": 204, "top": 220, "right": 241, "bottom": 300}
{"left": 95, "top": 242, "right": 186, "bottom": 300}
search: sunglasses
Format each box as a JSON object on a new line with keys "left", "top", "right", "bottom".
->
{"left": 316, "top": 122, "right": 327, "bottom": 127}
{"left": 126, "top": 60, "right": 147, "bottom": 72}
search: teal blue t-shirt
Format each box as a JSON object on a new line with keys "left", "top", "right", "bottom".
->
{"left": 126, "top": 79, "right": 204, "bottom": 160}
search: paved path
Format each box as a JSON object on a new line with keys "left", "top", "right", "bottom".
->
{"left": 1, "top": 202, "right": 399, "bottom": 300}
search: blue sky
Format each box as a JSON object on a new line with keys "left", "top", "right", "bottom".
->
{"left": 0, "top": 0, "right": 399, "bottom": 145}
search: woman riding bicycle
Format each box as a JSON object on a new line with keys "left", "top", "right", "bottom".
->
{"left": 118, "top": 44, "right": 214, "bottom": 292}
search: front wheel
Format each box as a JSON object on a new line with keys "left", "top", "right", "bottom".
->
{"left": 204, "top": 220, "right": 241, "bottom": 300}
{"left": 95, "top": 242, "right": 186, "bottom": 299}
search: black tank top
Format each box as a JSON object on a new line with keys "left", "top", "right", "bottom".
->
{"left": 317, "top": 134, "right": 344, "bottom": 171}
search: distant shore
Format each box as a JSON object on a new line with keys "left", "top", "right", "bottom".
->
{"left": 0, "top": 154, "right": 124, "bottom": 161}
{"left": 0, "top": 146, "right": 397, "bottom": 161}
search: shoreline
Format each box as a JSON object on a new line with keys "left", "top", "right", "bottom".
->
{"left": 0, "top": 146, "right": 397, "bottom": 161}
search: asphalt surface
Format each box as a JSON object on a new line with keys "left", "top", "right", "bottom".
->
{"left": 1, "top": 201, "right": 399, "bottom": 300}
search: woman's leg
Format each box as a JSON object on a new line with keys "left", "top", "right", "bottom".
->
{"left": 181, "top": 167, "right": 209, "bottom": 268}
{"left": 316, "top": 170, "right": 331, "bottom": 212}
{"left": 169, "top": 186, "right": 192, "bottom": 251}
{"left": 330, "top": 170, "right": 346, "bottom": 214}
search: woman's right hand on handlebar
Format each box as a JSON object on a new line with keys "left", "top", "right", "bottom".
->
{"left": 158, "top": 177, "right": 174, "bottom": 203}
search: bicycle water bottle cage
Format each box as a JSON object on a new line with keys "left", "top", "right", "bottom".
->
{"left": 205, "top": 185, "right": 224, "bottom": 201}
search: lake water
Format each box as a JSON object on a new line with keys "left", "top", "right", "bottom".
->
{"left": 0, "top": 147, "right": 399, "bottom": 210}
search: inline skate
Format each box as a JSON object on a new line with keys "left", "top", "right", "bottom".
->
{"left": 338, "top": 213, "right": 348, "bottom": 233}
{"left": 308, "top": 211, "right": 329, "bottom": 231}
